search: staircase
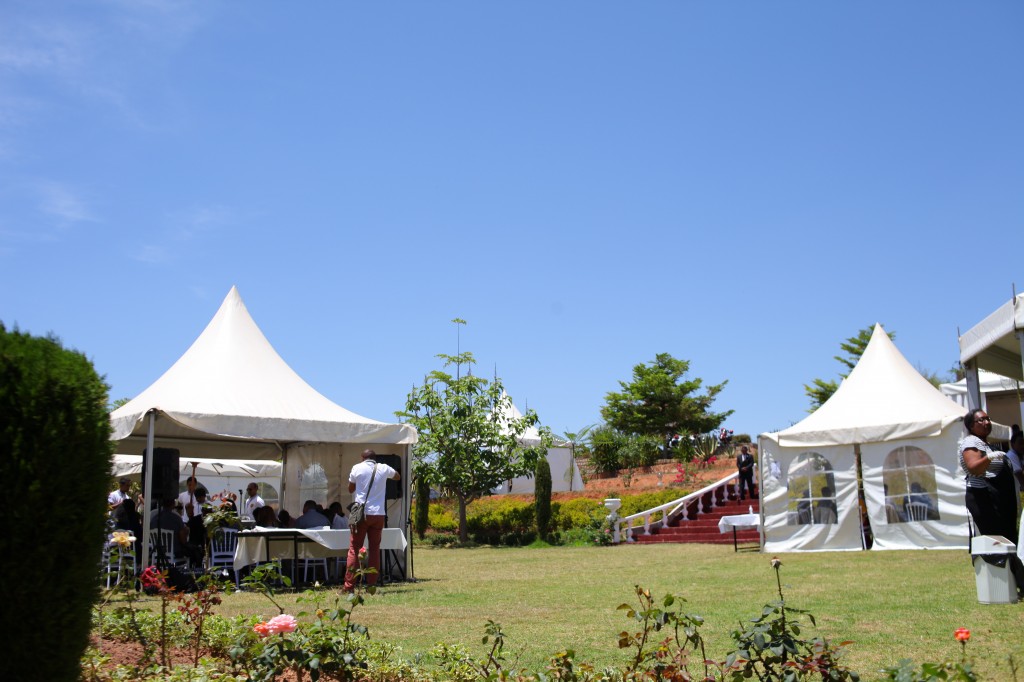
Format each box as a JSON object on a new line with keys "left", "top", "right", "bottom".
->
{"left": 613, "top": 474, "right": 761, "bottom": 547}
{"left": 633, "top": 495, "right": 760, "bottom": 545}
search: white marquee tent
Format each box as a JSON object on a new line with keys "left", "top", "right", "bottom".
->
{"left": 110, "top": 286, "right": 417, "bottom": 569}
{"left": 758, "top": 325, "right": 972, "bottom": 552}
{"left": 490, "top": 398, "right": 584, "bottom": 494}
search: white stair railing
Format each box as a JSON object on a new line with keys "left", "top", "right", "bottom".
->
{"left": 612, "top": 472, "right": 739, "bottom": 543}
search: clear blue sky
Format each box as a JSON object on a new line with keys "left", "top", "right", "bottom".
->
{"left": 1, "top": 1, "right": 1021, "bottom": 438}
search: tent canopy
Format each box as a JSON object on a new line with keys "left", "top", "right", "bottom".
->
{"left": 765, "top": 324, "right": 967, "bottom": 448}
{"left": 959, "top": 292, "right": 1024, "bottom": 382}
{"left": 759, "top": 324, "right": 971, "bottom": 552}
{"left": 110, "top": 286, "right": 416, "bottom": 459}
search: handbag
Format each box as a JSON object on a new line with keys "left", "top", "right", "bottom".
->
{"left": 349, "top": 462, "right": 378, "bottom": 526}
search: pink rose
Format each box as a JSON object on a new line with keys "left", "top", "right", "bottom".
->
{"left": 265, "top": 614, "right": 298, "bottom": 635}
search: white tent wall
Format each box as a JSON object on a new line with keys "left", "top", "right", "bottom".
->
{"left": 285, "top": 443, "right": 411, "bottom": 576}
{"left": 860, "top": 429, "right": 968, "bottom": 551}
{"left": 757, "top": 441, "right": 863, "bottom": 552}
{"left": 493, "top": 447, "right": 584, "bottom": 494}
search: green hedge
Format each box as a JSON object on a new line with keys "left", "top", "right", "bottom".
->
{"left": 424, "top": 488, "right": 694, "bottom": 546}
{"left": 0, "top": 324, "right": 112, "bottom": 681}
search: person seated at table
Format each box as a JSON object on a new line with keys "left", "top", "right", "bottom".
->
{"left": 278, "top": 509, "right": 294, "bottom": 528}
{"left": 151, "top": 497, "right": 202, "bottom": 566}
{"left": 814, "top": 487, "right": 838, "bottom": 524}
{"left": 253, "top": 505, "right": 278, "bottom": 527}
{"left": 294, "top": 499, "right": 330, "bottom": 529}
{"left": 329, "top": 502, "right": 349, "bottom": 529}
{"left": 113, "top": 497, "right": 143, "bottom": 556}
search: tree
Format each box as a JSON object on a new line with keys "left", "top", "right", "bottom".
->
{"left": 398, "top": 333, "right": 548, "bottom": 542}
{"left": 601, "top": 353, "right": 732, "bottom": 442}
{"left": 804, "top": 326, "right": 892, "bottom": 411}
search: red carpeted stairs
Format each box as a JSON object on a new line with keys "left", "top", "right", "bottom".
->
{"left": 632, "top": 495, "right": 760, "bottom": 545}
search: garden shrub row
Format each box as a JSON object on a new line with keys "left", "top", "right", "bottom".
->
{"left": 422, "top": 488, "right": 691, "bottom": 546}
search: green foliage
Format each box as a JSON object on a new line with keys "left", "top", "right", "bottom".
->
{"left": 616, "top": 489, "right": 690, "bottom": 517}
{"left": 427, "top": 503, "right": 458, "bottom": 533}
{"left": 464, "top": 496, "right": 536, "bottom": 545}
{"left": 413, "top": 471, "right": 430, "bottom": 540}
{"left": 1, "top": 324, "right": 112, "bottom": 681}
{"left": 552, "top": 498, "right": 605, "bottom": 531}
{"left": 718, "top": 558, "right": 859, "bottom": 681}
{"left": 535, "top": 456, "right": 553, "bottom": 541}
{"left": 733, "top": 433, "right": 752, "bottom": 444}
{"left": 601, "top": 352, "right": 732, "bottom": 441}
{"left": 398, "top": 325, "right": 549, "bottom": 541}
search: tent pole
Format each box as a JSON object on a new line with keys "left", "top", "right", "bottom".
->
{"left": 404, "top": 443, "right": 414, "bottom": 580}
{"left": 140, "top": 410, "right": 156, "bottom": 569}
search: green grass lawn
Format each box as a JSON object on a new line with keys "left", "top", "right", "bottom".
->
{"left": 196, "top": 544, "right": 1022, "bottom": 678}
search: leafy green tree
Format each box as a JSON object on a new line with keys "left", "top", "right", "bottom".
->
{"left": 534, "top": 456, "right": 552, "bottom": 542}
{"left": 601, "top": 353, "right": 732, "bottom": 442}
{"left": 804, "top": 326, "right": 892, "bottom": 411}
{"left": 398, "top": 332, "right": 548, "bottom": 542}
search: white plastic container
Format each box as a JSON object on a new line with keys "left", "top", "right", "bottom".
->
{"left": 971, "top": 535, "right": 1018, "bottom": 604}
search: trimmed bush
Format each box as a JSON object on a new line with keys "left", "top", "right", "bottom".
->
{"left": 534, "top": 456, "right": 552, "bottom": 541}
{"left": 618, "top": 489, "right": 690, "bottom": 517}
{"left": 413, "top": 473, "right": 430, "bottom": 539}
{"left": 427, "top": 503, "right": 458, "bottom": 533}
{"left": 552, "top": 498, "right": 605, "bottom": 531}
{"left": 465, "top": 497, "right": 534, "bottom": 545}
{"left": 0, "top": 324, "right": 112, "bottom": 681}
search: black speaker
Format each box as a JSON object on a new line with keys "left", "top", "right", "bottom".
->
{"left": 142, "top": 447, "right": 180, "bottom": 510}
{"left": 375, "top": 454, "right": 403, "bottom": 499}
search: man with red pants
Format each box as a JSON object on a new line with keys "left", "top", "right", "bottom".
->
{"left": 344, "top": 449, "right": 400, "bottom": 591}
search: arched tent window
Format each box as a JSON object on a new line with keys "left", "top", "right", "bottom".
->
{"left": 294, "top": 462, "right": 329, "bottom": 508}
{"left": 882, "top": 446, "right": 939, "bottom": 523}
{"left": 786, "top": 452, "right": 837, "bottom": 525}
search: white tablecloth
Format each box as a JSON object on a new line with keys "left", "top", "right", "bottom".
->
{"left": 234, "top": 527, "right": 408, "bottom": 573}
{"left": 718, "top": 513, "right": 760, "bottom": 534}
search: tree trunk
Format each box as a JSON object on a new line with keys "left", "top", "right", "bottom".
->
{"left": 457, "top": 494, "right": 469, "bottom": 543}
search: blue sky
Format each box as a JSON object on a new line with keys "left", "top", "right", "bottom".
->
{"left": 1, "top": 1, "right": 1021, "bottom": 438}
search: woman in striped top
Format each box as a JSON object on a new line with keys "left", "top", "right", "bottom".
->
{"left": 959, "top": 409, "right": 1016, "bottom": 541}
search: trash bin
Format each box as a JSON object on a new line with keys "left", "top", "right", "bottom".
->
{"left": 971, "top": 535, "right": 1018, "bottom": 604}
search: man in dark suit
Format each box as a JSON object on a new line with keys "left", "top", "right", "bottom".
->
{"left": 736, "top": 446, "right": 756, "bottom": 501}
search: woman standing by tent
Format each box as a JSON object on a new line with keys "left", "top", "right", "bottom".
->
{"left": 959, "top": 409, "right": 1018, "bottom": 540}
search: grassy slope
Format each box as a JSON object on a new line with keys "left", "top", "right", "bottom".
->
{"left": 206, "top": 543, "right": 1022, "bottom": 678}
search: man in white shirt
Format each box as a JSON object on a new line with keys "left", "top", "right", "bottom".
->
{"left": 108, "top": 477, "right": 132, "bottom": 513}
{"left": 177, "top": 476, "right": 201, "bottom": 523}
{"left": 343, "top": 449, "right": 400, "bottom": 591}
{"left": 244, "top": 482, "right": 266, "bottom": 518}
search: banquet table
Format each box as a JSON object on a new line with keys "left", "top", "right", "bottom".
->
{"left": 717, "top": 513, "right": 760, "bottom": 552}
{"left": 234, "top": 527, "right": 408, "bottom": 579}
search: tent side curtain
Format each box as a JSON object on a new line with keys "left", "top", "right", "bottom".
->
{"left": 758, "top": 440, "right": 863, "bottom": 552}
{"left": 861, "top": 430, "right": 969, "bottom": 551}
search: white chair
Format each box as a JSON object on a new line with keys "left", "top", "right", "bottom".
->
{"left": 149, "top": 528, "right": 185, "bottom": 570}
{"left": 300, "top": 555, "right": 330, "bottom": 585}
{"left": 905, "top": 501, "right": 932, "bottom": 522}
{"left": 208, "top": 528, "right": 239, "bottom": 587}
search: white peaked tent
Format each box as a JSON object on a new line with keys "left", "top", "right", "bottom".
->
{"left": 490, "top": 395, "right": 584, "bottom": 494}
{"left": 758, "top": 325, "right": 971, "bottom": 552}
{"left": 110, "top": 286, "right": 417, "bottom": 569}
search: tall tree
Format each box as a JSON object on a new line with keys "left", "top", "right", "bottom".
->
{"left": 398, "top": 329, "right": 548, "bottom": 542}
{"left": 804, "top": 326, "right": 893, "bottom": 411}
{"left": 601, "top": 353, "right": 732, "bottom": 442}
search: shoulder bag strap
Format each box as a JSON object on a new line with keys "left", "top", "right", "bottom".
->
{"left": 363, "top": 462, "right": 379, "bottom": 501}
